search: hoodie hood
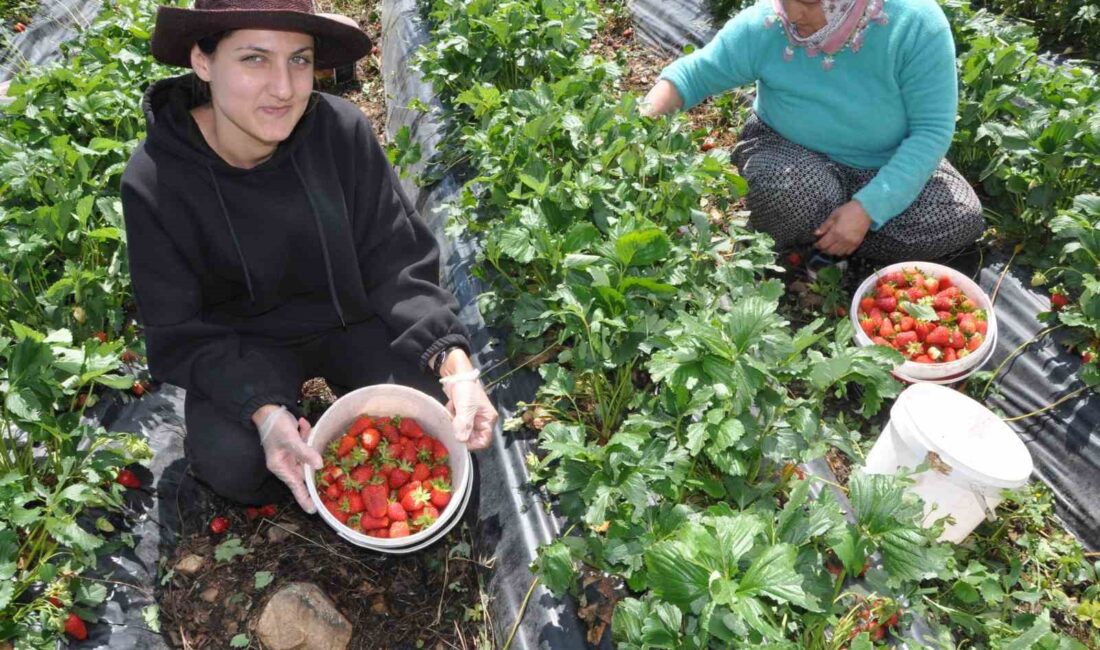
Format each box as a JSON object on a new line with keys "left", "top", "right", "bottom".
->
{"left": 139, "top": 74, "right": 345, "bottom": 326}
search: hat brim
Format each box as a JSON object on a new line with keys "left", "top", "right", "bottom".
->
{"left": 151, "top": 6, "right": 371, "bottom": 69}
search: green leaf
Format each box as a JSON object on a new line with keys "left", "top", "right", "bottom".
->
{"left": 737, "top": 543, "right": 817, "bottom": 610}
{"left": 534, "top": 540, "right": 575, "bottom": 596}
{"left": 1003, "top": 612, "right": 1052, "bottom": 650}
{"left": 74, "top": 580, "right": 108, "bottom": 606}
{"left": 645, "top": 540, "right": 712, "bottom": 611}
{"left": 902, "top": 301, "right": 938, "bottom": 321}
{"left": 229, "top": 633, "right": 250, "bottom": 648}
{"left": 214, "top": 537, "right": 250, "bottom": 564}
{"left": 254, "top": 571, "right": 274, "bottom": 590}
{"left": 615, "top": 227, "right": 671, "bottom": 267}
{"left": 142, "top": 604, "right": 161, "bottom": 633}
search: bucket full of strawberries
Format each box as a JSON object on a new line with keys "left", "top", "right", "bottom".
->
{"left": 304, "top": 384, "right": 473, "bottom": 554}
{"left": 848, "top": 261, "right": 998, "bottom": 384}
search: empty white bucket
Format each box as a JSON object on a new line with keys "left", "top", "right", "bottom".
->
{"left": 863, "top": 383, "right": 1033, "bottom": 543}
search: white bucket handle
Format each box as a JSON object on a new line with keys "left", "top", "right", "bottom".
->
{"left": 970, "top": 483, "right": 998, "bottom": 521}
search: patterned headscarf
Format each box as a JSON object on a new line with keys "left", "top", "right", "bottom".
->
{"left": 765, "top": 0, "right": 889, "bottom": 70}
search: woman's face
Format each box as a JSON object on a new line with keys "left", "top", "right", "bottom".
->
{"left": 782, "top": 0, "right": 827, "bottom": 37}
{"left": 191, "top": 29, "right": 315, "bottom": 152}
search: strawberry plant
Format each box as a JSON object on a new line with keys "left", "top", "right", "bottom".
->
{"left": 412, "top": 0, "right": 1098, "bottom": 646}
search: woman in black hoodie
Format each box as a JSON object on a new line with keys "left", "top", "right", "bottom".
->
{"left": 121, "top": 0, "right": 496, "bottom": 513}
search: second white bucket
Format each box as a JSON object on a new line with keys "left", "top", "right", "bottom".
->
{"left": 863, "top": 382, "right": 1033, "bottom": 543}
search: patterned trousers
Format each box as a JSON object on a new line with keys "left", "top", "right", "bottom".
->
{"left": 732, "top": 113, "right": 985, "bottom": 262}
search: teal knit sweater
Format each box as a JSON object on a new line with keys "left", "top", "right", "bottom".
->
{"left": 659, "top": 0, "right": 958, "bottom": 229}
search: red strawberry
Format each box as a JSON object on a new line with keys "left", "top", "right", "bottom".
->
{"left": 401, "top": 485, "right": 432, "bottom": 512}
{"left": 936, "top": 310, "right": 953, "bottom": 321}
{"left": 868, "top": 307, "right": 884, "bottom": 323}
{"left": 131, "top": 381, "right": 146, "bottom": 397}
{"left": 787, "top": 251, "right": 803, "bottom": 266}
{"left": 64, "top": 613, "right": 88, "bottom": 640}
{"left": 209, "top": 516, "right": 229, "bottom": 535}
{"left": 875, "top": 284, "right": 896, "bottom": 298}
{"left": 246, "top": 506, "right": 260, "bottom": 520}
{"left": 337, "top": 435, "right": 357, "bottom": 457}
{"left": 937, "top": 276, "right": 953, "bottom": 290}
{"left": 884, "top": 271, "right": 907, "bottom": 287}
{"left": 906, "top": 286, "right": 926, "bottom": 302}
{"left": 362, "top": 483, "right": 389, "bottom": 518}
{"left": 371, "top": 528, "right": 390, "bottom": 539}
{"left": 908, "top": 272, "right": 926, "bottom": 288}
{"left": 389, "top": 463, "right": 412, "bottom": 489}
{"left": 835, "top": 306, "right": 847, "bottom": 318}
{"left": 958, "top": 316, "right": 977, "bottom": 336}
{"left": 915, "top": 354, "right": 933, "bottom": 363}
{"left": 967, "top": 333, "right": 985, "bottom": 352}
{"left": 944, "top": 347, "right": 958, "bottom": 363}
{"left": 1084, "top": 351, "right": 1094, "bottom": 364}
{"left": 389, "top": 520, "right": 411, "bottom": 538}
{"left": 429, "top": 483, "right": 451, "bottom": 508}
{"left": 388, "top": 501, "right": 408, "bottom": 521}
{"left": 859, "top": 297, "right": 876, "bottom": 313}
{"left": 913, "top": 320, "right": 932, "bottom": 341}
{"left": 925, "top": 326, "right": 951, "bottom": 347}
{"left": 898, "top": 316, "right": 915, "bottom": 332}
{"left": 959, "top": 298, "right": 977, "bottom": 312}
{"left": 359, "top": 428, "right": 381, "bottom": 451}
{"left": 347, "top": 415, "right": 373, "bottom": 437}
{"left": 359, "top": 515, "right": 389, "bottom": 530}
{"left": 258, "top": 504, "right": 277, "bottom": 517}
{"left": 860, "top": 319, "right": 877, "bottom": 336}
{"left": 350, "top": 465, "right": 374, "bottom": 484}
{"left": 875, "top": 296, "right": 897, "bottom": 312}
{"left": 622, "top": 27, "right": 634, "bottom": 38}
{"left": 700, "top": 138, "right": 716, "bottom": 152}
{"left": 894, "top": 331, "right": 918, "bottom": 349}
{"left": 975, "top": 320, "right": 988, "bottom": 336}
{"left": 398, "top": 418, "right": 425, "bottom": 439}
{"left": 342, "top": 492, "right": 365, "bottom": 514}
{"left": 1050, "top": 292, "right": 1069, "bottom": 310}
{"left": 949, "top": 330, "right": 965, "bottom": 349}
{"left": 115, "top": 468, "right": 140, "bottom": 489}
{"left": 878, "top": 319, "right": 895, "bottom": 338}
{"left": 923, "top": 277, "right": 940, "bottom": 294}
{"left": 398, "top": 480, "right": 421, "bottom": 501}
{"left": 871, "top": 336, "right": 891, "bottom": 347}
{"left": 94, "top": 331, "right": 107, "bottom": 343}
{"left": 432, "top": 440, "right": 449, "bottom": 463}
{"left": 412, "top": 462, "right": 431, "bottom": 482}
{"left": 932, "top": 294, "right": 953, "bottom": 311}
{"left": 121, "top": 349, "right": 139, "bottom": 363}
{"left": 430, "top": 465, "right": 451, "bottom": 480}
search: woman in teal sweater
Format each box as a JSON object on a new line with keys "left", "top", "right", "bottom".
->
{"left": 643, "top": 0, "right": 984, "bottom": 262}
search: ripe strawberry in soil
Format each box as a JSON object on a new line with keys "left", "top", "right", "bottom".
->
{"left": 115, "top": 468, "right": 140, "bottom": 489}
{"left": 209, "top": 516, "right": 230, "bottom": 535}
{"left": 64, "top": 612, "right": 88, "bottom": 640}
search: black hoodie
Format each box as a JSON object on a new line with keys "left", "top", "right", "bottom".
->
{"left": 121, "top": 74, "right": 469, "bottom": 427}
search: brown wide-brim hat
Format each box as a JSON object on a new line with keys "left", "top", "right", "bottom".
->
{"left": 151, "top": 0, "right": 371, "bottom": 69}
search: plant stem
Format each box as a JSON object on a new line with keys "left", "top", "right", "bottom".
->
{"left": 1003, "top": 385, "right": 1090, "bottom": 423}
{"left": 980, "top": 325, "right": 1061, "bottom": 399}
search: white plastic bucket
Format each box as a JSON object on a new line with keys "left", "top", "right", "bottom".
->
{"left": 304, "top": 384, "right": 473, "bottom": 553}
{"left": 862, "top": 383, "right": 1033, "bottom": 543}
{"left": 849, "top": 261, "right": 998, "bottom": 384}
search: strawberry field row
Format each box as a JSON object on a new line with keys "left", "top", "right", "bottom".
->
{"left": 405, "top": 0, "right": 1099, "bottom": 647}
{"left": 0, "top": 0, "right": 161, "bottom": 643}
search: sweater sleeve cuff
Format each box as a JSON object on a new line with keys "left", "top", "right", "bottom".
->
{"left": 239, "top": 393, "right": 300, "bottom": 430}
{"left": 853, "top": 185, "right": 898, "bottom": 231}
{"left": 419, "top": 334, "right": 472, "bottom": 373}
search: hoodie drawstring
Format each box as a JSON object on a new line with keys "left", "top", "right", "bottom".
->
{"left": 291, "top": 154, "right": 347, "bottom": 329}
{"left": 208, "top": 165, "right": 256, "bottom": 303}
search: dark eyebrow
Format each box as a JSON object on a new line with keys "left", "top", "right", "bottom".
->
{"left": 234, "top": 45, "right": 315, "bottom": 55}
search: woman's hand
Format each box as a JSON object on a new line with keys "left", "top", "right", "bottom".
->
{"left": 814, "top": 200, "right": 872, "bottom": 256}
{"left": 438, "top": 349, "right": 497, "bottom": 450}
{"left": 640, "top": 79, "right": 684, "bottom": 118}
{"left": 253, "top": 405, "right": 323, "bottom": 513}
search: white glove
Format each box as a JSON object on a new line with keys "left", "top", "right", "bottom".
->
{"left": 441, "top": 375, "right": 496, "bottom": 450}
{"left": 259, "top": 406, "right": 323, "bottom": 513}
